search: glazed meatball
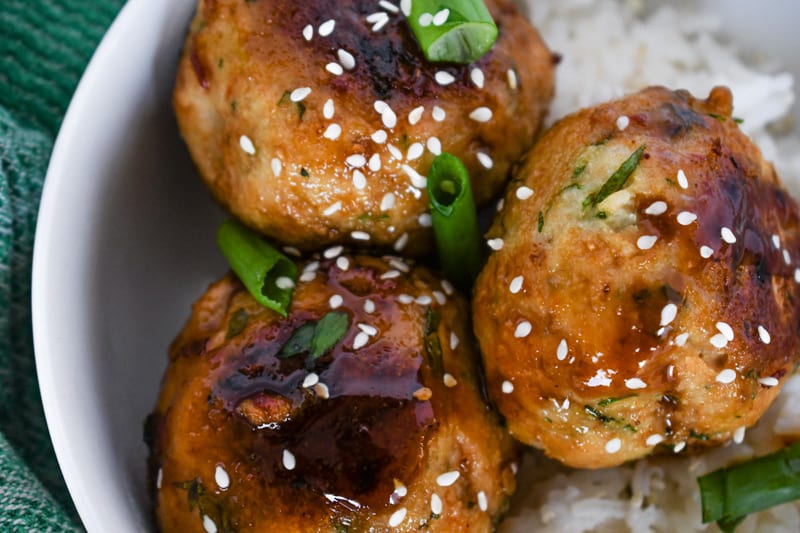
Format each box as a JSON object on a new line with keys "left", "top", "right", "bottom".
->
{"left": 473, "top": 86, "right": 800, "bottom": 469}
{"left": 173, "top": 0, "right": 554, "bottom": 255}
{"left": 147, "top": 255, "right": 518, "bottom": 531}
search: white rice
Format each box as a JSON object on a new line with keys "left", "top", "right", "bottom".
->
{"left": 502, "top": 1, "right": 800, "bottom": 531}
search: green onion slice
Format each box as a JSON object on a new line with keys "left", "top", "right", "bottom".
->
{"left": 216, "top": 219, "right": 298, "bottom": 317}
{"left": 583, "top": 144, "right": 646, "bottom": 209}
{"left": 428, "top": 152, "right": 483, "bottom": 289}
{"left": 408, "top": 0, "right": 498, "bottom": 64}
{"left": 698, "top": 441, "right": 800, "bottom": 532}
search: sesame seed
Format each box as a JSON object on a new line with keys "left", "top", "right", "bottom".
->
{"left": 346, "top": 154, "right": 367, "bottom": 168}
{"left": 432, "top": 106, "right": 446, "bottom": 122}
{"left": 418, "top": 12, "right": 433, "bottom": 26}
{"left": 433, "top": 291, "right": 446, "bottom": 305}
{"left": 302, "top": 373, "right": 320, "bottom": 388}
{"left": 353, "top": 170, "right": 367, "bottom": 190}
{"left": 337, "top": 49, "right": 356, "bottom": 70}
{"left": 477, "top": 491, "right": 488, "bottom": 512}
{"left": 716, "top": 369, "right": 736, "bottom": 384}
{"left": 796, "top": 268, "right": 800, "bottom": 283}
{"left": 336, "top": 256, "right": 350, "bottom": 271}
{"left": 758, "top": 325, "right": 771, "bottom": 344}
{"left": 721, "top": 227, "right": 736, "bottom": 244}
{"left": 437, "top": 470, "right": 461, "bottom": 487}
{"left": 441, "top": 280, "right": 454, "bottom": 295}
{"left": 318, "top": 19, "right": 336, "bottom": 36}
{"left": 239, "top": 134, "right": 256, "bottom": 155}
{"left": 382, "top": 107, "right": 397, "bottom": 129}
{"left": 368, "top": 12, "right": 390, "bottom": 31}
{"left": 313, "top": 382, "right": 330, "bottom": 399}
{"left": 477, "top": 152, "right": 493, "bottom": 169}
{"left": 432, "top": 8, "right": 450, "bottom": 25}
{"left": 413, "top": 387, "right": 433, "bottom": 401}
{"left": 677, "top": 169, "right": 689, "bottom": 189}
{"left": 677, "top": 211, "right": 697, "bottom": 225}
{"left": 302, "top": 24, "right": 313, "bottom": 41}
{"left": 646, "top": 434, "right": 664, "bottom": 446}
{"left": 418, "top": 213, "right": 433, "bottom": 227}
{"left": 358, "top": 323, "right": 378, "bottom": 336}
{"left": 443, "top": 373, "right": 457, "bottom": 387}
{"left": 394, "top": 233, "right": 409, "bottom": 251}
{"left": 329, "top": 294, "right": 344, "bottom": 309}
{"left": 353, "top": 331, "right": 369, "bottom": 349}
{"left": 388, "top": 508, "right": 407, "bottom": 527}
{"left": 637, "top": 235, "right": 658, "bottom": 250}
{"left": 388, "top": 257, "right": 409, "bottom": 272}
{"left": 408, "top": 106, "right": 424, "bottom": 125}
{"left": 203, "top": 515, "right": 218, "bottom": 533}
{"left": 496, "top": 198, "right": 505, "bottom": 212}
{"left": 674, "top": 441, "right": 686, "bottom": 453}
{"left": 380, "top": 193, "right": 396, "bottom": 211}
{"left": 716, "top": 322, "right": 734, "bottom": 341}
{"left": 759, "top": 376, "right": 779, "bottom": 387}
{"left": 427, "top": 137, "right": 442, "bottom": 155}
{"left": 783, "top": 249, "right": 792, "bottom": 265}
{"left": 487, "top": 238, "right": 503, "bottom": 251}
{"left": 514, "top": 321, "right": 532, "bottom": 338}
{"left": 516, "top": 186, "right": 534, "bottom": 200}
{"left": 282, "top": 449, "right": 296, "bottom": 470}
{"left": 156, "top": 467, "right": 163, "bottom": 490}
{"left": 450, "top": 332, "right": 459, "bottom": 350}
{"left": 675, "top": 332, "right": 689, "bottom": 346}
{"left": 416, "top": 295, "right": 433, "bottom": 305}
{"left": 710, "top": 333, "right": 728, "bottom": 348}
{"left": 407, "top": 143, "right": 424, "bottom": 161}
{"left": 326, "top": 62, "right": 343, "bottom": 75}
{"left": 616, "top": 115, "right": 630, "bottom": 131}
{"left": 372, "top": 129, "right": 387, "bottom": 143}
{"left": 214, "top": 466, "right": 230, "bottom": 490}
{"left": 290, "top": 87, "right": 311, "bottom": 102}
{"left": 501, "top": 380, "right": 514, "bottom": 393}
{"left": 605, "top": 438, "right": 622, "bottom": 454}
{"left": 556, "top": 339, "right": 568, "bottom": 361}
{"left": 700, "top": 246, "right": 714, "bottom": 258}
{"left": 431, "top": 493, "right": 443, "bottom": 515}
{"left": 660, "top": 303, "right": 678, "bottom": 326}
{"left": 435, "top": 71, "right": 455, "bottom": 85}
{"left": 351, "top": 230, "right": 370, "bottom": 241}
{"left": 379, "top": 0, "right": 399, "bottom": 13}
{"left": 733, "top": 426, "right": 746, "bottom": 444}
{"left": 387, "top": 144, "right": 403, "bottom": 160}
{"left": 275, "top": 276, "right": 295, "bottom": 290}
{"left": 469, "top": 107, "right": 493, "bottom": 122}
{"left": 323, "top": 201, "right": 342, "bottom": 216}
{"left": 644, "top": 201, "right": 667, "bottom": 215}
{"left": 323, "top": 123, "right": 342, "bottom": 140}
{"left": 772, "top": 234, "right": 781, "bottom": 249}
{"left": 398, "top": 294, "right": 414, "bottom": 304}
{"left": 322, "top": 99, "right": 335, "bottom": 120}
{"left": 507, "top": 69, "right": 518, "bottom": 90}
{"left": 625, "top": 378, "right": 647, "bottom": 389}
{"left": 401, "top": 165, "right": 426, "bottom": 189}
{"left": 509, "top": 275, "right": 524, "bottom": 294}
{"left": 283, "top": 246, "right": 302, "bottom": 257}
{"left": 364, "top": 299, "right": 376, "bottom": 313}
{"left": 303, "top": 261, "right": 320, "bottom": 273}
{"left": 470, "top": 68, "right": 485, "bottom": 88}
{"left": 299, "top": 271, "right": 316, "bottom": 283}
{"left": 271, "top": 157, "right": 282, "bottom": 177}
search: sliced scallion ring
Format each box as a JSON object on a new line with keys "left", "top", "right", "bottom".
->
{"left": 408, "top": 0, "right": 498, "bottom": 64}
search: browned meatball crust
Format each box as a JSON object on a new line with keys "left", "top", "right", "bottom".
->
{"left": 148, "top": 255, "right": 518, "bottom": 531}
{"left": 174, "top": 0, "right": 554, "bottom": 254}
{"left": 472, "top": 86, "right": 800, "bottom": 469}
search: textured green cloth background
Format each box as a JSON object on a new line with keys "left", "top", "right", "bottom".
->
{"left": 0, "top": 0, "right": 125, "bottom": 530}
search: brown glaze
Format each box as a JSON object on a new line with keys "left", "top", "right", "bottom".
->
{"left": 173, "top": 0, "right": 554, "bottom": 254}
{"left": 473, "top": 86, "right": 800, "bottom": 469}
{"left": 149, "top": 256, "right": 518, "bottom": 532}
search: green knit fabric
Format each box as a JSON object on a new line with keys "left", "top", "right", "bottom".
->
{"left": 0, "top": 0, "right": 125, "bottom": 529}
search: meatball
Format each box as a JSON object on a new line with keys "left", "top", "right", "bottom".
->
{"left": 472, "top": 86, "right": 800, "bottom": 469}
{"left": 173, "top": 0, "right": 554, "bottom": 255}
{"left": 148, "top": 255, "right": 518, "bottom": 531}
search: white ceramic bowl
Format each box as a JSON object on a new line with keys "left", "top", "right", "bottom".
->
{"left": 31, "top": 1, "right": 799, "bottom": 531}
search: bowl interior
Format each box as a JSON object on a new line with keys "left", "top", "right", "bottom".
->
{"left": 31, "top": 1, "right": 800, "bottom": 531}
